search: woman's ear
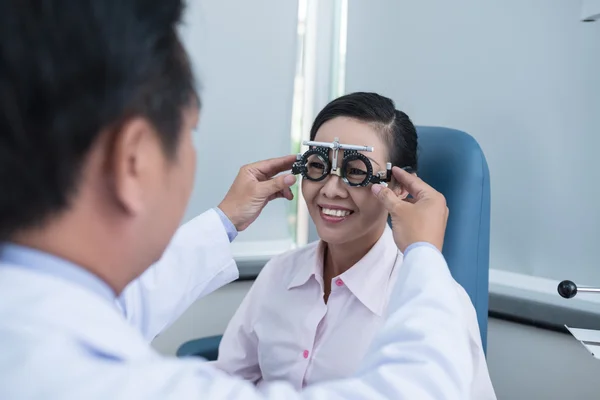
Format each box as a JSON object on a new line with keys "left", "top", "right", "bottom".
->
{"left": 391, "top": 171, "right": 417, "bottom": 199}
{"left": 392, "top": 184, "right": 408, "bottom": 199}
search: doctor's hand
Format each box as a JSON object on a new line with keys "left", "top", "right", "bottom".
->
{"left": 371, "top": 167, "right": 449, "bottom": 253}
{"left": 218, "top": 155, "right": 297, "bottom": 232}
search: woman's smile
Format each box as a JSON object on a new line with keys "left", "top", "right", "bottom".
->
{"left": 318, "top": 204, "right": 355, "bottom": 224}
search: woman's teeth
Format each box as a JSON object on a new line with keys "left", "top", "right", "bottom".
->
{"left": 321, "top": 208, "right": 352, "bottom": 217}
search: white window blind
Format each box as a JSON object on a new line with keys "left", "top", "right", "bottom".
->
{"left": 179, "top": 0, "right": 300, "bottom": 267}
{"left": 342, "top": 1, "right": 600, "bottom": 310}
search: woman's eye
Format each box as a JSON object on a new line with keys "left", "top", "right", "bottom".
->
{"left": 348, "top": 168, "right": 367, "bottom": 175}
{"left": 309, "top": 162, "right": 325, "bottom": 170}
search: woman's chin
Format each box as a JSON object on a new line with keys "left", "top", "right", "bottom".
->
{"left": 314, "top": 225, "right": 351, "bottom": 245}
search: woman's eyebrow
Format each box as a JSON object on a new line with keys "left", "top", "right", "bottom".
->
{"left": 335, "top": 148, "right": 381, "bottom": 166}
{"left": 366, "top": 155, "right": 380, "bottom": 167}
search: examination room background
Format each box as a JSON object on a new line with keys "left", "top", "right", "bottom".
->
{"left": 151, "top": 1, "right": 600, "bottom": 399}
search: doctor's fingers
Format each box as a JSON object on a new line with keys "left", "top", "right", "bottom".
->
{"left": 266, "top": 185, "right": 294, "bottom": 202}
{"left": 373, "top": 183, "right": 448, "bottom": 218}
{"left": 391, "top": 166, "right": 436, "bottom": 201}
{"left": 258, "top": 174, "right": 296, "bottom": 200}
{"left": 281, "top": 185, "right": 294, "bottom": 200}
{"left": 249, "top": 154, "right": 297, "bottom": 179}
{"left": 371, "top": 184, "right": 410, "bottom": 214}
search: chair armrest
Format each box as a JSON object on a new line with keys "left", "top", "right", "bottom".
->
{"left": 176, "top": 335, "right": 223, "bottom": 361}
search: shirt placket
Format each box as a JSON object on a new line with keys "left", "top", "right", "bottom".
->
{"left": 300, "top": 276, "right": 347, "bottom": 387}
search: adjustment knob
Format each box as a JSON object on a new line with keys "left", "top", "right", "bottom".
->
{"left": 558, "top": 280, "right": 577, "bottom": 299}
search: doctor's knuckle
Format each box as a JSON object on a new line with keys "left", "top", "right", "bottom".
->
{"left": 434, "top": 193, "right": 446, "bottom": 206}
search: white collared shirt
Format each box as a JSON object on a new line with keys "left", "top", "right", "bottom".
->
{"left": 215, "top": 226, "right": 496, "bottom": 398}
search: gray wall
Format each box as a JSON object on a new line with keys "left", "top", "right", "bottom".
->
{"left": 344, "top": 0, "right": 600, "bottom": 284}
{"left": 152, "top": 282, "right": 600, "bottom": 399}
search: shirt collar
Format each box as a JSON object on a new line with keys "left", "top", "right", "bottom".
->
{"left": 339, "top": 226, "right": 400, "bottom": 315}
{"left": 287, "top": 225, "right": 401, "bottom": 316}
{"left": 287, "top": 242, "right": 325, "bottom": 290}
{"left": 0, "top": 242, "right": 116, "bottom": 303}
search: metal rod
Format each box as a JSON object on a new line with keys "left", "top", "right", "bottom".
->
{"left": 577, "top": 287, "right": 600, "bottom": 293}
{"left": 302, "top": 139, "right": 374, "bottom": 152}
{"left": 331, "top": 138, "right": 340, "bottom": 171}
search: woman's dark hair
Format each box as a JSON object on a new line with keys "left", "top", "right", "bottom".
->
{"left": 310, "top": 92, "right": 418, "bottom": 171}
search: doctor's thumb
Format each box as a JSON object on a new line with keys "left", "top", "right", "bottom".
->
{"left": 372, "top": 184, "right": 406, "bottom": 214}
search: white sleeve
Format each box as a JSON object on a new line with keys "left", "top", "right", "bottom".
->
{"left": 211, "top": 260, "right": 274, "bottom": 383}
{"left": 100, "top": 245, "right": 474, "bottom": 400}
{"left": 116, "top": 209, "right": 239, "bottom": 341}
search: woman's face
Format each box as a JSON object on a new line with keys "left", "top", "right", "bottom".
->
{"left": 301, "top": 117, "right": 405, "bottom": 247}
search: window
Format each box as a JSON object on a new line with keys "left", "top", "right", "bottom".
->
{"left": 294, "top": 0, "right": 350, "bottom": 245}
{"left": 289, "top": 0, "right": 310, "bottom": 246}
{"left": 179, "top": 0, "right": 349, "bottom": 277}
{"left": 179, "top": 0, "right": 301, "bottom": 277}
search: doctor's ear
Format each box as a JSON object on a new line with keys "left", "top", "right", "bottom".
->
{"left": 107, "top": 116, "right": 164, "bottom": 216}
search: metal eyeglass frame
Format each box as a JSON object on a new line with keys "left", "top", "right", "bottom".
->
{"left": 291, "top": 137, "right": 413, "bottom": 187}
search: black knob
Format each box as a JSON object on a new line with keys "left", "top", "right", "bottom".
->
{"left": 558, "top": 280, "right": 577, "bottom": 299}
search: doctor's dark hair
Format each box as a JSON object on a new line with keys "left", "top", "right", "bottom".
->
{"left": 310, "top": 92, "right": 418, "bottom": 172}
{"left": 0, "top": 0, "right": 197, "bottom": 240}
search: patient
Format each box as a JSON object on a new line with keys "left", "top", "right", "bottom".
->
{"left": 214, "top": 92, "right": 496, "bottom": 398}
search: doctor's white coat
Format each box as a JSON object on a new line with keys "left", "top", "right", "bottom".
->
{"left": 0, "top": 209, "right": 480, "bottom": 399}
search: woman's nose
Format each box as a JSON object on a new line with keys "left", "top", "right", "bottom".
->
{"left": 320, "top": 174, "right": 348, "bottom": 199}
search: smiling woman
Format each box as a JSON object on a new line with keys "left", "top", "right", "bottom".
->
{"left": 210, "top": 92, "right": 495, "bottom": 397}
{"left": 299, "top": 92, "right": 417, "bottom": 299}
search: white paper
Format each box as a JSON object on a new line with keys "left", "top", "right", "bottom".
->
{"left": 565, "top": 325, "right": 600, "bottom": 360}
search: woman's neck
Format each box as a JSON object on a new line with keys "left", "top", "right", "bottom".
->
{"left": 321, "top": 226, "right": 383, "bottom": 304}
{"left": 323, "top": 224, "right": 385, "bottom": 278}
{"left": 325, "top": 243, "right": 367, "bottom": 278}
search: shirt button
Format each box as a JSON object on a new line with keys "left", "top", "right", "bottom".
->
{"left": 303, "top": 350, "right": 309, "bottom": 359}
{"left": 335, "top": 278, "right": 344, "bottom": 287}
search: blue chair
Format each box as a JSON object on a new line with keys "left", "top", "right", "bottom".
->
{"left": 177, "top": 126, "right": 491, "bottom": 359}
{"left": 406, "top": 126, "right": 490, "bottom": 351}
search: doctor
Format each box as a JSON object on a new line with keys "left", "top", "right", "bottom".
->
{"left": 0, "top": 1, "right": 472, "bottom": 399}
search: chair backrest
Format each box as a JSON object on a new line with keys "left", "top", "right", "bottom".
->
{"left": 392, "top": 126, "right": 491, "bottom": 351}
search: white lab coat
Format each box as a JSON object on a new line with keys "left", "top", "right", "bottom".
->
{"left": 0, "top": 209, "right": 476, "bottom": 399}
